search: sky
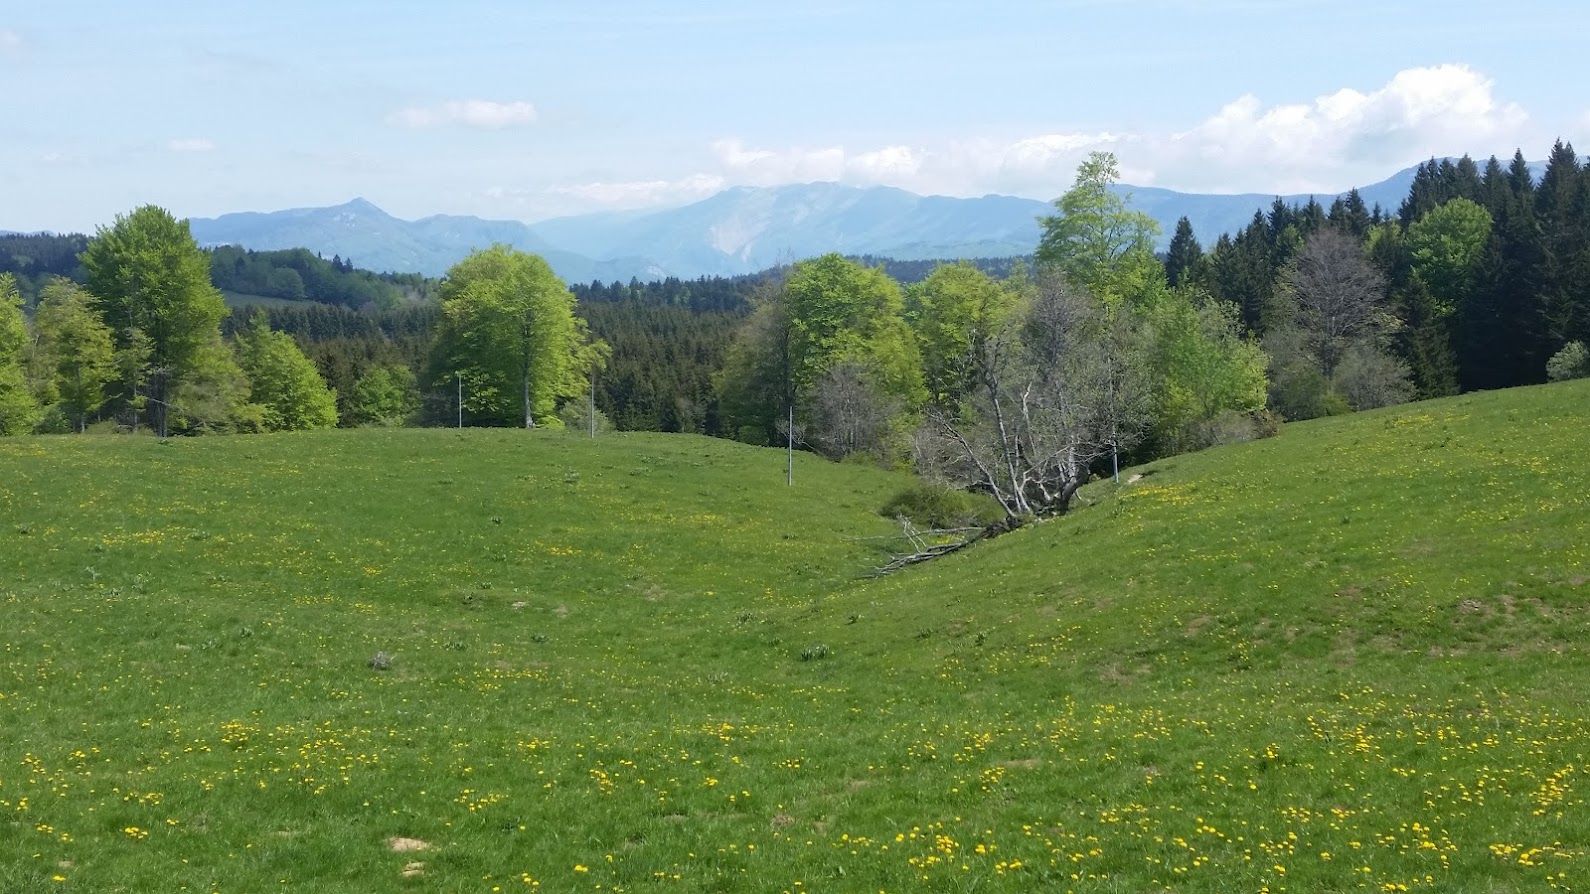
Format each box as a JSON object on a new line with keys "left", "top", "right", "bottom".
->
{"left": 3, "top": 0, "right": 1588, "bottom": 233}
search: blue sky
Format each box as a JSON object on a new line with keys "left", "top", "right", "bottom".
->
{"left": 3, "top": 0, "right": 1586, "bottom": 232}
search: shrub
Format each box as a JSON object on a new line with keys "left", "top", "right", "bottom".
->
{"left": 1332, "top": 343, "right": 1414, "bottom": 411}
{"left": 557, "top": 399, "right": 612, "bottom": 433}
{"left": 880, "top": 481, "right": 1003, "bottom": 529}
{"left": 1184, "top": 409, "right": 1284, "bottom": 451}
{"left": 1547, "top": 341, "right": 1590, "bottom": 382}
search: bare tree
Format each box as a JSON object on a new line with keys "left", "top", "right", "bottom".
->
{"left": 808, "top": 362, "right": 897, "bottom": 461}
{"left": 923, "top": 273, "right": 1112, "bottom": 523}
{"left": 1281, "top": 229, "right": 1390, "bottom": 377}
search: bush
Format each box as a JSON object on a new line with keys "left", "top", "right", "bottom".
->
{"left": 1184, "top": 409, "right": 1283, "bottom": 451}
{"left": 32, "top": 405, "right": 73, "bottom": 434}
{"left": 1332, "top": 343, "right": 1413, "bottom": 411}
{"left": 880, "top": 481, "right": 1003, "bottom": 529}
{"left": 1547, "top": 341, "right": 1590, "bottom": 382}
{"left": 557, "top": 400, "right": 613, "bottom": 433}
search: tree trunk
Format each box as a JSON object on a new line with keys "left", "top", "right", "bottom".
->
{"left": 522, "top": 366, "right": 534, "bottom": 428}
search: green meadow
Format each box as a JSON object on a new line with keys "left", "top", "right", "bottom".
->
{"left": 2, "top": 381, "right": 1588, "bottom": 893}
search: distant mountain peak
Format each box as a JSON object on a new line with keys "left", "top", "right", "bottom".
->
{"left": 333, "top": 197, "right": 389, "bottom": 215}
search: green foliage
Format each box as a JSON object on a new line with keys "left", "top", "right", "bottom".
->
{"left": 580, "top": 301, "right": 740, "bottom": 434}
{"left": 714, "top": 288, "right": 791, "bottom": 445}
{"left": 0, "top": 273, "right": 41, "bottom": 434}
{"left": 879, "top": 480, "right": 1002, "bottom": 529}
{"left": 80, "top": 206, "right": 231, "bottom": 435}
{"left": 1163, "top": 216, "right": 1204, "bottom": 289}
{"left": 1036, "top": 151, "right": 1162, "bottom": 304}
{"left": 430, "top": 246, "right": 594, "bottom": 428}
{"left": 906, "top": 262, "right": 1017, "bottom": 408}
{"left": 167, "top": 338, "right": 256, "bottom": 435}
{"left": 555, "top": 397, "right": 613, "bottom": 434}
{"left": 112, "top": 327, "right": 155, "bottom": 432}
{"left": 1406, "top": 197, "right": 1492, "bottom": 319}
{"left": 717, "top": 256, "right": 923, "bottom": 449}
{"left": 783, "top": 253, "right": 924, "bottom": 404}
{"left": 0, "top": 233, "right": 90, "bottom": 304}
{"left": 346, "top": 364, "right": 420, "bottom": 427}
{"left": 1547, "top": 341, "right": 1590, "bottom": 382}
{"left": 1141, "top": 288, "right": 1269, "bottom": 453}
{"left": 1331, "top": 341, "right": 1414, "bottom": 410}
{"left": 210, "top": 245, "right": 406, "bottom": 310}
{"left": 33, "top": 279, "right": 117, "bottom": 432}
{"left": 234, "top": 313, "right": 339, "bottom": 431}
{"left": 81, "top": 206, "right": 228, "bottom": 381}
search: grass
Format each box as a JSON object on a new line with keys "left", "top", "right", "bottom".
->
{"left": 1, "top": 381, "right": 1588, "bottom": 893}
{"left": 221, "top": 291, "right": 318, "bottom": 310}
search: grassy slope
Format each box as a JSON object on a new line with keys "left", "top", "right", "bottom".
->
{"left": 1, "top": 383, "right": 1588, "bottom": 893}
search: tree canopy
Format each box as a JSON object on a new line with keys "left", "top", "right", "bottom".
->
{"left": 80, "top": 206, "right": 234, "bottom": 434}
{"left": 1036, "top": 151, "right": 1162, "bottom": 304}
{"left": 234, "top": 312, "right": 340, "bottom": 431}
{"left": 430, "top": 246, "right": 602, "bottom": 428}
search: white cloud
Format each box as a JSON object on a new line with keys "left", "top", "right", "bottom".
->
{"left": 546, "top": 174, "right": 726, "bottom": 208}
{"left": 168, "top": 138, "right": 217, "bottom": 153}
{"left": 685, "top": 65, "right": 1530, "bottom": 203}
{"left": 390, "top": 100, "right": 537, "bottom": 130}
{"left": 711, "top": 139, "right": 850, "bottom": 185}
{"left": 1158, "top": 64, "right": 1528, "bottom": 192}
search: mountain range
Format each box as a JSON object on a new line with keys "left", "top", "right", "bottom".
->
{"left": 180, "top": 164, "right": 1430, "bottom": 283}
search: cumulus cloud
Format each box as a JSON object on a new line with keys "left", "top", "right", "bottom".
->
{"left": 168, "top": 138, "right": 217, "bottom": 153}
{"left": 1158, "top": 64, "right": 1528, "bottom": 193}
{"left": 705, "top": 133, "right": 1120, "bottom": 198}
{"left": 681, "top": 65, "right": 1531, "bottom": 204}
{"left": 390, "top": 100, "right": 537, "bottom": 130}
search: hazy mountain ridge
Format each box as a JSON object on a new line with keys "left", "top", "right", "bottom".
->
{"left": 189, "top": 200, "right": 659, "bottom": 283}
{"left": 176, "top": 162, "right": 1453, "bottom": 282}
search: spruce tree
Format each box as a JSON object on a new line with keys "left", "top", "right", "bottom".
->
{"left": 1164, "top": 217, "right": 1204, "bottom": 289}
{"left": 1534, "top": 141, "right": 1590, "bottom": 347}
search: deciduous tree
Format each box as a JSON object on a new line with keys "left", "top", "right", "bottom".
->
{"left": 429, "top": 246, "right": 598, "bottom": 428}
{"left": 80, "top": 206, "right": 234, "bottom": 435}
{"left": 1036, "top": 152, "right": 1161, "bottom": 305}
{"left": 1279, "top": 229, "right": 1392, "bottom": 378}
{"left": 906, "top": 262, "right": 1016, "bottom": 410}
{"left": 33, "top": 279, "right": 116, "bottom": 432}
{"left": 347, "top": 364, "right": 420, "bottom": 427}
{"left": 234, "top": 312, "right": 338, "bottom": 431}
{"left": 0, "top": 274, "right": 41, "bottom": 435}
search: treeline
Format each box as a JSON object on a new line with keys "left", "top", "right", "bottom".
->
{"left": 0, "top": 233, "right": 89, "bottom": 302}
{"left": 850, "top": 255, "right": 1032, "bottom": 285}
{"left": 8, "top": 142, "right": 1590, "bottom": 485}
{"left": 1176, "top": 143, "right": 1590, "bottom": 413}
{"left": 0, "top": 233, "right": 433, "bottom": 309}
{"left": 1, "top": 208, "right": 349, "bottom": 436}
{"left": 209, "top": 246, "right": 436, "bottom": 310}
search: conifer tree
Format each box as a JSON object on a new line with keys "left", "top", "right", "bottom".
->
{"left": 1163, "top": 217, "right": 1204, "bottom": 289}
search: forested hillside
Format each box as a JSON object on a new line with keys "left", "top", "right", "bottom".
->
{"left": 1179, "top": 146, "right": 1590, "bottom": 400}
